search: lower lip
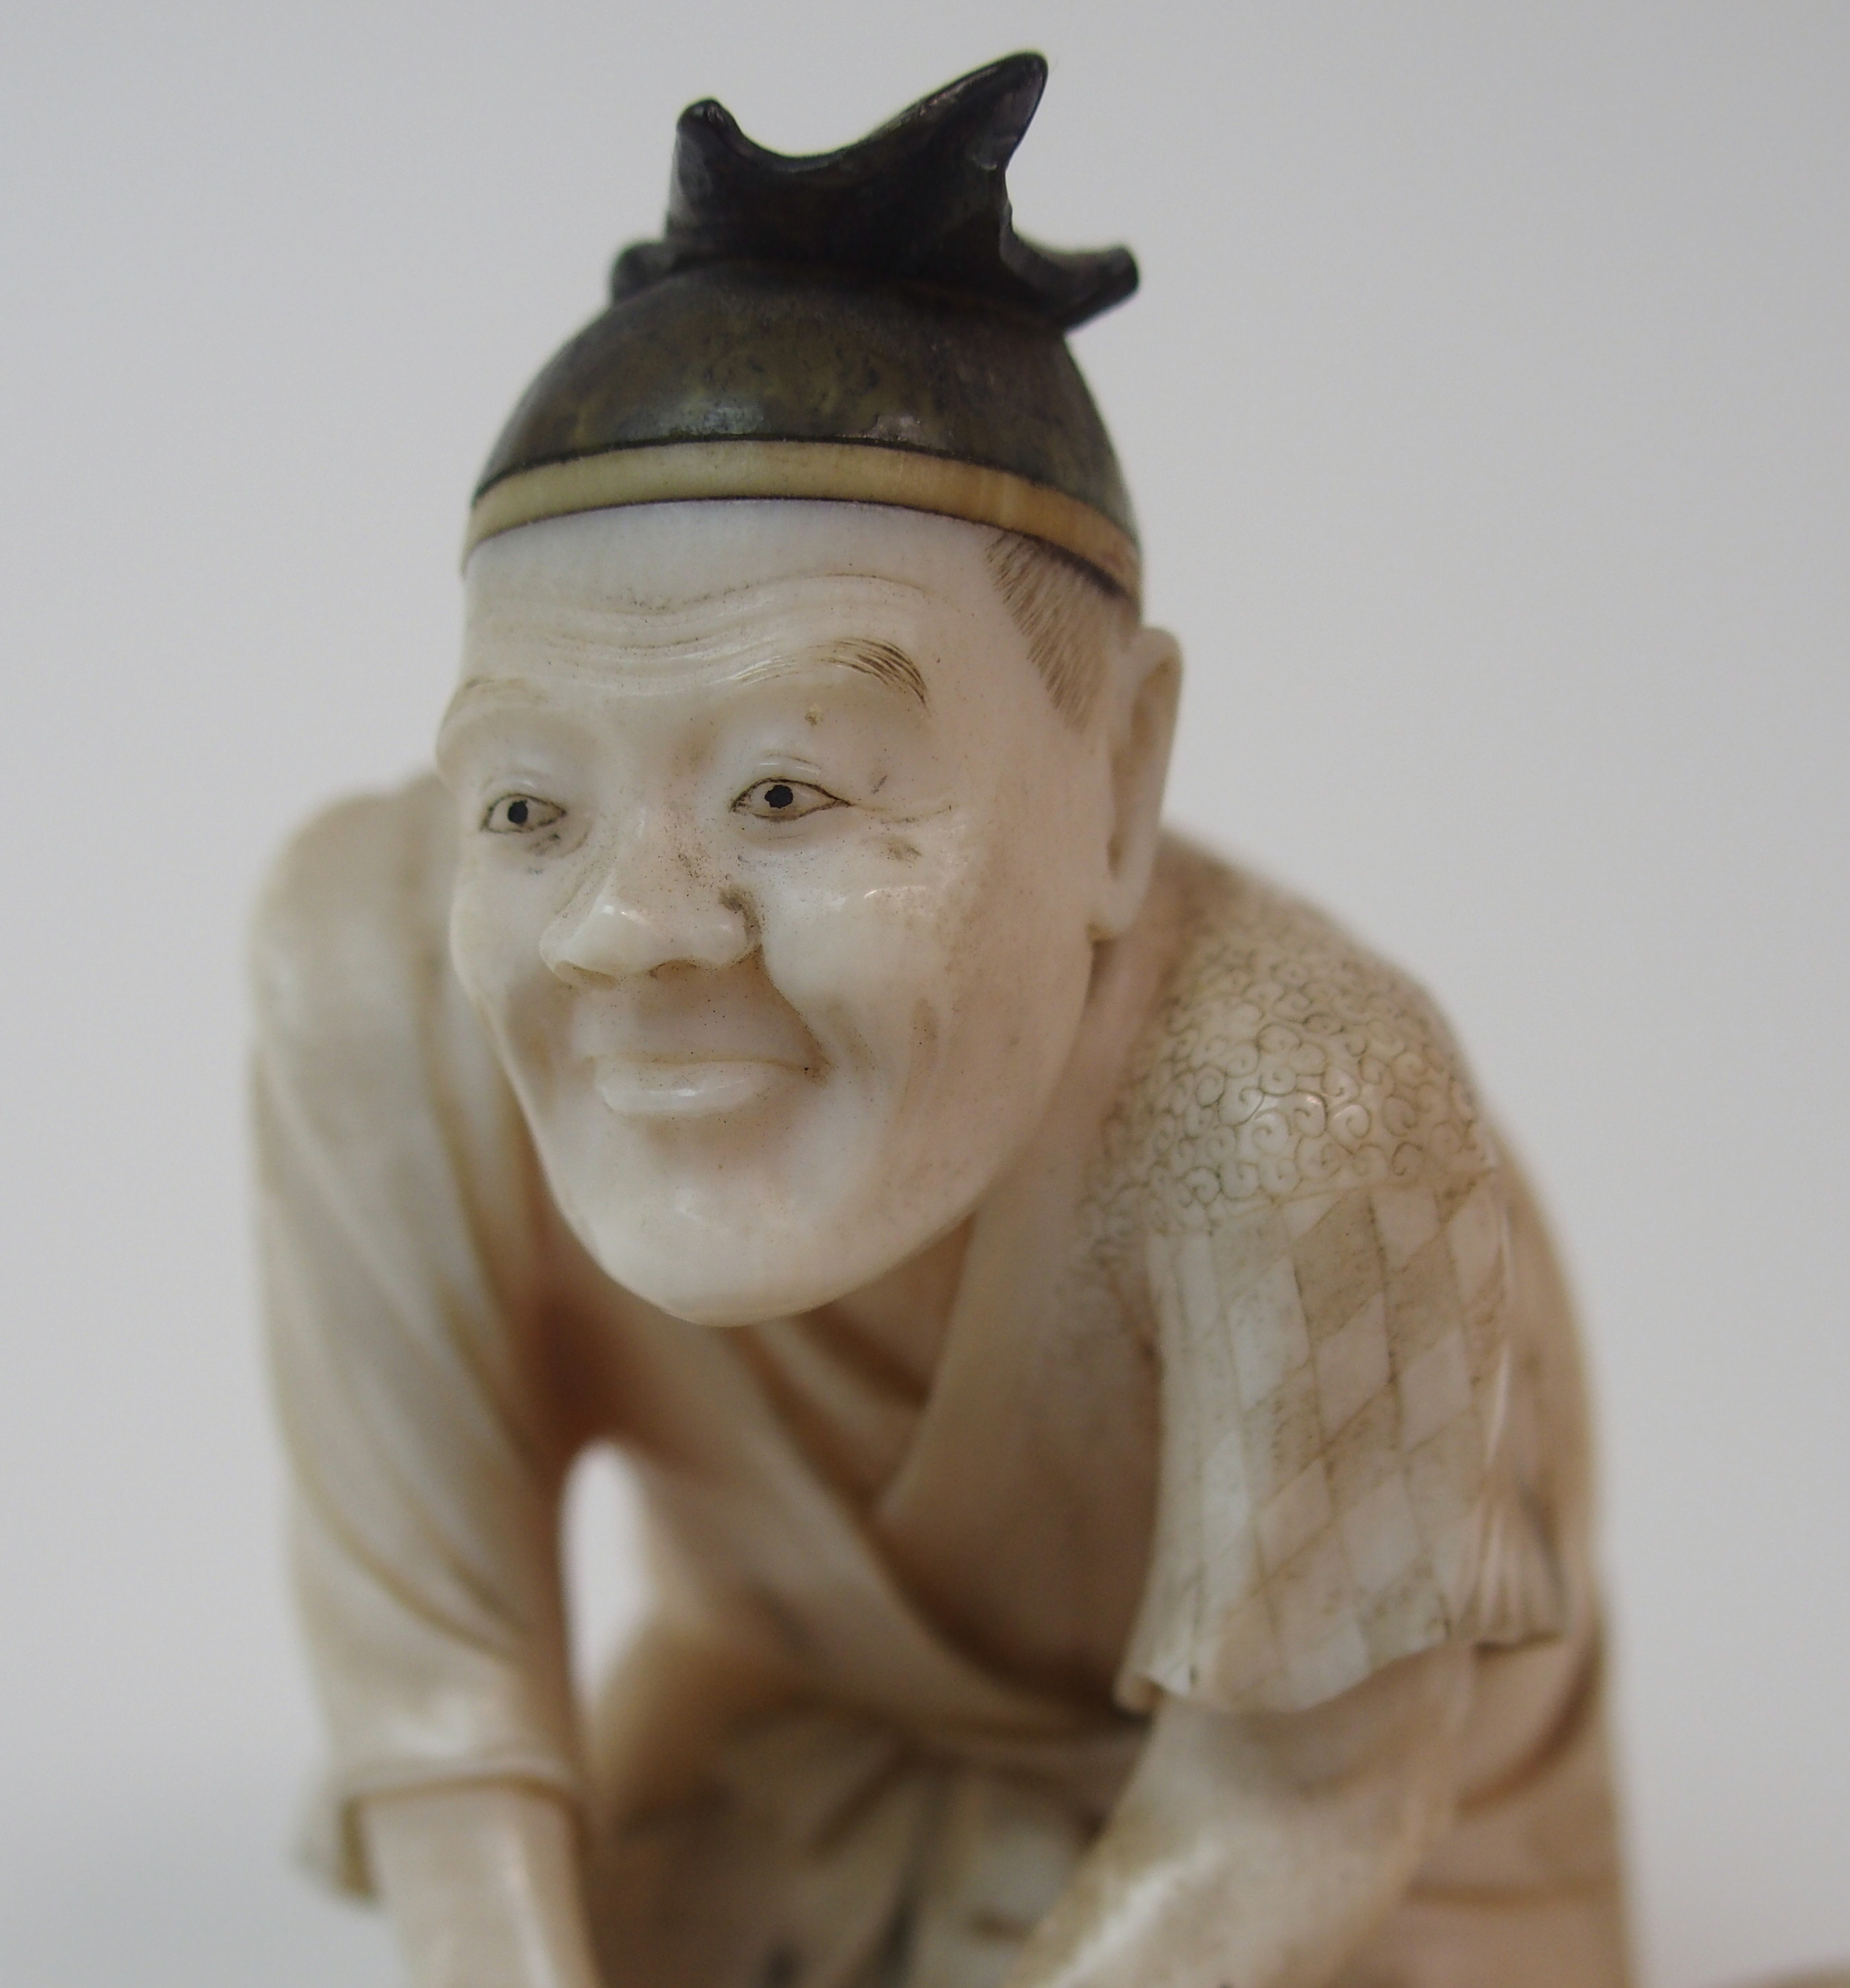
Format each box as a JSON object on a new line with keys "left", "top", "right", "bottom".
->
{"left": 592, "top": 1058, "right": 796, "bottom": 1119}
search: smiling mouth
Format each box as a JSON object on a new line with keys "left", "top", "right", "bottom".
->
{"left": 592, "top": 1056, "right": 802, "bottom": 1119}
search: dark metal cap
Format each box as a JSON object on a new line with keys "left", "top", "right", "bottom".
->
{"left": 467, "top": 55, "right": 1142, "bottom": 597}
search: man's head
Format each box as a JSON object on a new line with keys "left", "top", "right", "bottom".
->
{"left": 439, "top": 62, "right": 1169, "bottom": 1318}
{"left": 439, "top": 500, "right": 1178, "bottom": 1323}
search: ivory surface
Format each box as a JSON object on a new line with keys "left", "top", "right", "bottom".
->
{"left": 257, "top": 502, "right": 1634, "bottom": 1988}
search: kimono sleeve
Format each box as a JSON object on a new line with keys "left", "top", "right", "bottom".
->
{"left": 1112, "top": 880, "right": 1569, "bottom": 1719}
{"left": 251, "top": 776, "right": 579, "bottom": 1892}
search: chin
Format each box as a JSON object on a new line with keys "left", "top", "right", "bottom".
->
{"left": 571, "top": 1193, "right": 935, "bottom": 1328}
{"left": 590, "top": 1240, "right": 875, "bottom": 1328}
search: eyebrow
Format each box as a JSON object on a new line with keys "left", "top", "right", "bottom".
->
{"left": 817, "top": 638, "right": 928, "bottom": 709}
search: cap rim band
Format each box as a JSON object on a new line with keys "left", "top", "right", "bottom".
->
{"left": 464, "top": 439, "right": 1141, "bottom": 602}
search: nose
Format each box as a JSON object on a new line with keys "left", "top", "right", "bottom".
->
{"left": 540, "top": 829, "right": 752, "bottom": 983}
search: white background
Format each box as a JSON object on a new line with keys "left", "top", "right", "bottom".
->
{"left": 1, "top": 5, "right": 1844, "bottom": 1984}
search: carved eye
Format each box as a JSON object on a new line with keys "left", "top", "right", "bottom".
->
{"left": 734, "top": 778, "right": 839, "bottom": 821}
{"left": 482, "top": 793, "right": 565, "bottom": 834}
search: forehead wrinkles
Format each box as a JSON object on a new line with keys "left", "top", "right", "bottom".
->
{"left": 460, "top": 572, "right": 935, "bottom": 693}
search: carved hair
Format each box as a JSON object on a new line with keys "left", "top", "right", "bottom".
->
{"left": 985, "top": 529, "right": 1134, "bottom": 729}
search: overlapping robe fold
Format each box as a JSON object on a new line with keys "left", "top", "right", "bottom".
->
{"left": 253, "top": 775, "right": 1623, "bottom": 1988}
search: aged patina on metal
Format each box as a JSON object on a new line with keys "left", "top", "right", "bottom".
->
{"left": 466, "top": 53, "right": 1143, "bottom": 598}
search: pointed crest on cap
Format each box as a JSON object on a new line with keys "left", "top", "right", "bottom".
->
{"left": 612, "top": 53, "right": 1137, "bottom": 331}
{"left": 469, "top": 55, "right": 1142, "bottom": 600}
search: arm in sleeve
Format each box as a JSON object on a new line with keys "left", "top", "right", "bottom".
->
{"left": 252, "top": 779, "right": 584, "bottom": 1894}
{"left": 1038, "top": 1158, "right": 1567, "bottom": 1988}
{"left": 1043, "top": 869, "right": 1580, "bottom": 1987}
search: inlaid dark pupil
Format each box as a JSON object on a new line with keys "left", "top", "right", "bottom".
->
{"left": 765, "top": 784, "right": 795, "bottom": 810}
{"left": 507, "top": 799, "right": 530, "bottom": 826}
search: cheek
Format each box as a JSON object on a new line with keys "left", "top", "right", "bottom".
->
{"left": 751, "top": 812, "right": 1089, "bottom": 1081}
{"left": 447, "top": 864, "right": 560, "bottom": 1044}
{"left": 748, "top": 834, "right": 970, "bottom": 1057}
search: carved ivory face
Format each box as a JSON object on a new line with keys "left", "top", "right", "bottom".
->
{"left": 439, "top": 500, "right": 1172, "bottom": 1325}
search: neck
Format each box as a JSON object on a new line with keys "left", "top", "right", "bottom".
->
{"left": 811, "top": 1215, "right": 973, "bottom": 1395}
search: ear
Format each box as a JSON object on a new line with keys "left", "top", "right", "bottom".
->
{"left": 1089, "top": 624, "right": 1182, "bottom": 940}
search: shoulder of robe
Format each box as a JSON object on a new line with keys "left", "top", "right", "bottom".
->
{"left": 1107, "top": 841, "right": 1494, "bottom": 1237}
{"left": 1109, "top": 847, "right": 1566, "bottom": 1716}
{"left": 250, "top": 773, "right": 459, "bottom": 1060}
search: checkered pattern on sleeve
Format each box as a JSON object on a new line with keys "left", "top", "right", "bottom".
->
{"left": 1121, "top": 1169, "right": 1519, "bottom": 1716}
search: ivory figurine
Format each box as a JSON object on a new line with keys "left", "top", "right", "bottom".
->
{"left": 255, "top": 54, "right": 1643, "bottom": 1988}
